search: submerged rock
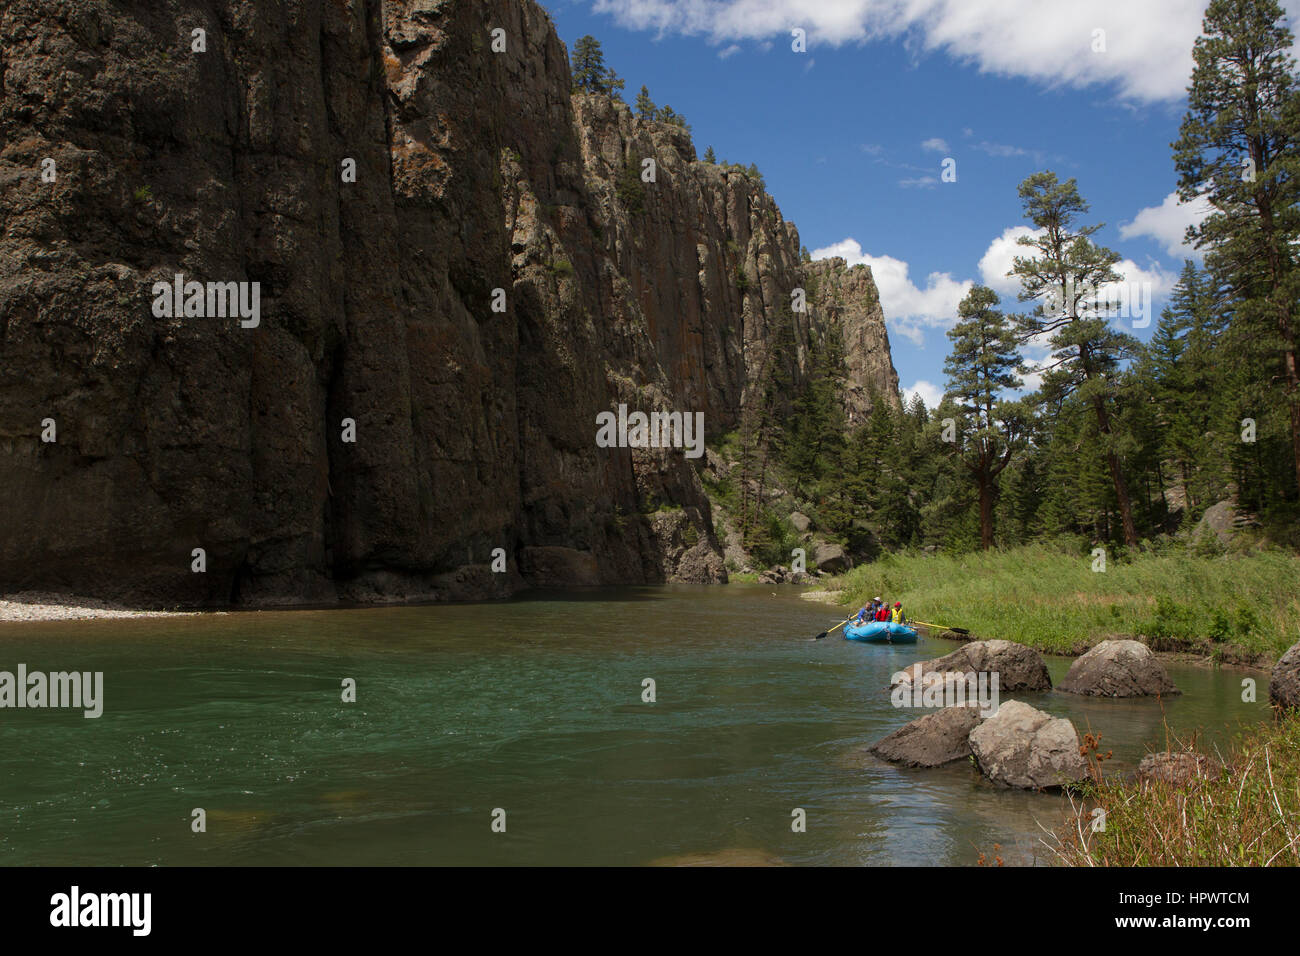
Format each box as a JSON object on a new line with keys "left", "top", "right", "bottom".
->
{"left": 1270, "top": 641, "right": 1300, "bottom": 714}
{"left": 1137, "top": 751, "right": 1222, "bottom": 787}
{"left": 868, "top": 705, "right": 985, "bottom": 768}
{"left": 968, "top": 700, "right": 1088, "bottom": 790}
{"left": 1057, "top": 640, "right": 1179, "bottom": 697}
{"left": 893, "top": 639, "right": 1052, "bottom": 693}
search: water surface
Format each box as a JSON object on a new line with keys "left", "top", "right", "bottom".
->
{"left": 0, "top": 585, "right": 1267, "bottom": 866}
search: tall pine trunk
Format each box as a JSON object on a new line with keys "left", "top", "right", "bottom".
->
{"left": 977, "top": 468, "right": 994, "bottom": 550}
{"left": 1092, "top": 394, "right": 1139, "bottom": 547}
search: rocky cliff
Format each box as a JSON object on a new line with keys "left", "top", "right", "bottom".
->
{"left": 0, "top": 0, "right": 899, "bottom": 606}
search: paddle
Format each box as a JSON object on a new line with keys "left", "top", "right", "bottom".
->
{"left": 911, "top": 619, "right": 970, "bottom": 635}
{"left": 813, "top": 616, "right": 855, "bottom": 641}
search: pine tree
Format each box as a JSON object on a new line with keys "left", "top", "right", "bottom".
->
{"left": 635, "top": 85, "right": 656, "bottom": 120}
{"left": 704, "top": 146, "right": 717, "bottom": 164}
{"left": 1173, "top": 0, "right": 1300, "bottom": 497}
{"left": 942, "top": 285, "right": 1026, "bottom": 549}
{"left": 570, "top": 35, "right": 625, "bottom": 97}
{"left": 1010, "top": 171, "right": 1142, "bottom": 547}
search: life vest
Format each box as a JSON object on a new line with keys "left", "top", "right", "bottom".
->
{"left": 891, "top": 607, "right": 904, "bottom": 623}
{"left": 875, "top": 606, "right": 889, "bottom": 622}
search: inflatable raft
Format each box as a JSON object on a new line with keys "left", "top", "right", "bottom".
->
{"left": 844, "top": 621, "right": 919, "bottom": 643}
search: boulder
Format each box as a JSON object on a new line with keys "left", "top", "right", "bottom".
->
{"left": 811, "top": 541, "right": 850, "bottom": 573}
{"left": 968, "top": 700, "right": 1088, "bottom": 789}
{"left": 893, "top": 639, "right": 1052, "bottom": 693}
{"left": 1270, "top": 641, "right": 1300, "bottom": 714}
{"left": 788, "top": 511, "right": 812, "bottom": 533}
{"left": 1057, "top": 640, "right": 1179, "bottom": 697}
{"left": 868, "top": 705, "right": 985, "bottom": 768}
{"left": 1137, "top": 751, "right": 1221, "bottom": 787}
{"left": 1194, "top": 499, "right": 1237, "bottom": 548}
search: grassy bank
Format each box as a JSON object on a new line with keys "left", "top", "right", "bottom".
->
{"left": 1050, "top": 715, "right": 1300, "bottom": 866}
{"left": 827, "top": 543, "right": 1300, "bottom": 659}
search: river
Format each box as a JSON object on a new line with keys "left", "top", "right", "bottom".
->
{"left": 0, "top": 584, "right": 1266, "bottom": 866}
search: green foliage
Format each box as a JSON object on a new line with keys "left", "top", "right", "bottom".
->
{"left": 735, "top": 266, "right": 751, "bottom": 294}
{"left": 570, "top": 35, "right": 625, "bottom": 98}
{"left": 1173, "top": 0, "right": 1300, "bottom": 498}
{"left": 615, "top": 157, "right": 646, "bottom": 214}
{"left": 635, "top": 84, "right": 656, "bottom": 120}
{"left": 829, "top": 543, "right": 1300, "bottom": 657}
{"left": 704, "top": 146, "right": 717, "bottom": 164}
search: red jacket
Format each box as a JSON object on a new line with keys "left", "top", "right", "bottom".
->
{"left": 875, "top": 606, "right": 890, "bottom": 621}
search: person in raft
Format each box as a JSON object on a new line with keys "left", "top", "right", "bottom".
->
{"left": 874, "top": 601, "right": 891, "bottom": 622}
{"left": 890, "top": 602, "right": 907, "bottom": 625}
{"left": 856, "top": 598, "right": 881, "bottom": 624}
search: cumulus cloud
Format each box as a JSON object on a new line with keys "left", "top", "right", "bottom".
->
{"left": 589, "top": 0, "right": 1256, "bottom": 102}
{"left": 978, "top": 226, "right": 1042, "bottom": 297}
{"left": 1119, "top": 191, "right": 1214, "bottom": 258}
{"left": 905, "top": 379, "right": 944, "bottom": 409}
{"left": 718, "top": 43, "right": 742, "bottom": 59}
{"left": 921, "top": 137, "right": 950, "bottom": 153}
{"left": 811, "top": 238, "right": 971, "bottom": 346}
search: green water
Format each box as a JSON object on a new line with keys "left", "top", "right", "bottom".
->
{"left": 0, "top": 585, "right": 1269, "bottom": 866}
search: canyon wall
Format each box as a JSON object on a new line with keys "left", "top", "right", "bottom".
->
{"left": 0, "top": 0, "right": 899, "bottom": 606}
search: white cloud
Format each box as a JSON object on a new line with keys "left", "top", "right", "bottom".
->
{"left": 905, "top": 379, "right": 944, "bottom": 409}
{"left": 1119, "top": 191, "right": 1214, "bottom": 258}
{"left": 811, "top": 238, "right": 971, "bottom": 346}
{"left": 978, "top": 225, "right": 1042, "bottom": 297}
{"left": 718, "top": 43, "right": 742, "bottom": 59}
{"left": 898, "top": 175, "right": 938, "bottom": 188}
{"left": 589, "top": 0, "right": 1264, "bottom": 102}
{"left": 973, "top": 140, "right": 1028, "bottom": 158}
{"left": 921, "top": 137, "right": 950, "bottom": 153}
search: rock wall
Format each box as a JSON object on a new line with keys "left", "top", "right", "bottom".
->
{"left": 0, "top": 0, "right": 899, "bottom": 606}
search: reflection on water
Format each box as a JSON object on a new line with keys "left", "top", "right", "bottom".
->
{"left": 0, "top": 585, "right": 1268, "bottom": 865}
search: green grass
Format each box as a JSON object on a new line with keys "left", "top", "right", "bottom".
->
{"left": 828, "top": 542, "right": 1300, "bottom": 658}
{"left": 1050, "top": 715, "right": 1300, "bottom": 866}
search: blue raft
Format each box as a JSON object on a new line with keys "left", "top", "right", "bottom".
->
{"left": 844, "top": 620, "right": 919, "bottom": 643}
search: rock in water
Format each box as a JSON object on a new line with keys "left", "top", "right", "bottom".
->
{"left": 1137, "top": 751, "right": 1221, "bottom": 787}
{"left": 868, "top": 705, "right": 985, "bottom": 768}
{"left": 892, "top": 639, "right": 1052, "bottom": 693}
{"left": 1270, "top": 642, "right": 1300, "bottom": 714}
{"left": 1057, "top": 640, "right": 1179, "bottom": 697}
{"left": 968, "top": 700, "right": 1088, "bottom": 790}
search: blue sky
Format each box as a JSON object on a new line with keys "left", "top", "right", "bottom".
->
{"left": 542, "top": 0, "right": 1300, "bottom": 407}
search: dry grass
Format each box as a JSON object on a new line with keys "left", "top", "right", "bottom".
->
{"left": 1045, "top": 715, "right": 1300, "bottom": 866}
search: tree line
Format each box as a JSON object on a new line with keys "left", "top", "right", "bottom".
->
{"left": 732, "top": 0, "right": 1299, "bottom": 561}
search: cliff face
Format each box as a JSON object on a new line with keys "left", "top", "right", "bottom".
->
{"left": 0, "top": 0, "right": 900, "bottom": 606}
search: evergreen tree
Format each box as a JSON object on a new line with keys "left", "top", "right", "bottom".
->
{"left": 942, "top": 285, "right": 1026, "bottom": 549}
{"left": 704, "top": 146, "right": 717, "bottom": 164}
{"left": 1010, "top": 171, "right": 1142, "bottom": 547}
{"left": 570, "top": 35, "right": 625, "bottom": 97}
{"left": 1173, "top": 0, "right": 1300, "bottom": 497}
{"left": 635, "top": 85, "right": 656, "bottom": 120}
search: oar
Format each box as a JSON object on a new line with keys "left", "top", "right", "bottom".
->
{"left": 912, "top": 619, "right": 970, "bottom": 635}
{"left": 813, "top": 616, "right": 855, "bottom": 641}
